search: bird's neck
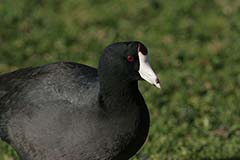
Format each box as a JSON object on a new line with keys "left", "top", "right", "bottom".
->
{"left": 100, "top": 78, "right": 138, "bottom": 94}
{"left": 99, "top": 79, "right": 140, "bottom": 113}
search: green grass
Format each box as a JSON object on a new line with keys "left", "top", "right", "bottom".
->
{"left": 0, "top": 0, "right": 240, "bottom": 159}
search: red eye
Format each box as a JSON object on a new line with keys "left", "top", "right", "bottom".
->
{"left": 127, "top": 55, "right": 134, "bottom": 62}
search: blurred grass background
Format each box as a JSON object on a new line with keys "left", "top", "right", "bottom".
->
{"left": 0, "top": 0, "right": 240, "bottom": 160}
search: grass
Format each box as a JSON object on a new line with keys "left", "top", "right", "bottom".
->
{"left": 0, "top": 0, "right": 240, "bottom": 159}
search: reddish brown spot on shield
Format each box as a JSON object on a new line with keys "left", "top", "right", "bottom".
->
{"left": 138, "top": 43, "right": 148, "bottom": 55}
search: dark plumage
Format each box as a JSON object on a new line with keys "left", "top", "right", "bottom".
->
{"left": 0, "top": 41, "right": 160, "bottom": 160}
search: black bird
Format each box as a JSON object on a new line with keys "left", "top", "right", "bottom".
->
{"left": 0, "top": 41, "right": 160, "bottom": 160}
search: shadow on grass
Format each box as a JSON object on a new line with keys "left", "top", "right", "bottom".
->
{"left": 201, "top": 157, "right": 240, "bottom": 160}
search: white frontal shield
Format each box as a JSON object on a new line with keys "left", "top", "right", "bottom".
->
{"left": 138, "top": 52, "right": 160, "bottom": 88}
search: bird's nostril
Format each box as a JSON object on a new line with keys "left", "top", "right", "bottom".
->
{"left": 156, "top": 78, "right": 160, "bottom": 84}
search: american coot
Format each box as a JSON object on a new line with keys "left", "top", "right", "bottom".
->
{"left": 0, "top": 41, "right": 160, "bottom": 160}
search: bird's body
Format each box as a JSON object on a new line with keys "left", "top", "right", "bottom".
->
{"left": 0, "top": 42, "right": 160, "bottom": 160}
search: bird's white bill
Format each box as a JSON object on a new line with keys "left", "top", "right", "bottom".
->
{"left": 138, "top": 52, "right": 161, "bottom": 88}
